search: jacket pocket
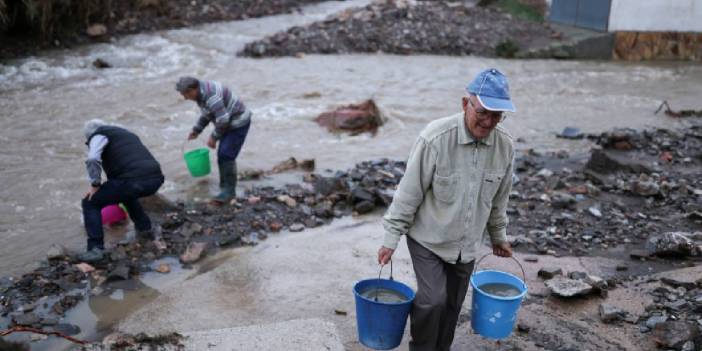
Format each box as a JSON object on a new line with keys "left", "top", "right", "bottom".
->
{"left": 432, "top": 173, "right": 458, "bottom": 203}
{"left": 480, "top": 171, "right": 504, "bottom": 204}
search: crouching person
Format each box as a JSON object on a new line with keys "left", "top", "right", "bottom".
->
{"left": 79, "top": 119, "right": 164, "bottom": 262}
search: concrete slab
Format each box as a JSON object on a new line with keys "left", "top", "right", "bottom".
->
{"left": 181, "top": 318, "right": 344, "bottom": 351}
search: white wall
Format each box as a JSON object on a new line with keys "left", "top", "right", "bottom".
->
{"left": 609, "top": 0, "right": 702, "bottom": 32}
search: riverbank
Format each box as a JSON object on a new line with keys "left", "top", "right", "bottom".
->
{"left": 0, "top": 0, "right": 330, "bottom": 61}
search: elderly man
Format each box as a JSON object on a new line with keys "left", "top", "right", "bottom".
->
{"left": 176, "top": 77, "right": 252, "bottom": 205}
{"left": 80, "top": 120, "right": 164, "bottom": 262}
{"left": 378, "top": 68, "right": 515, "bottom": 351}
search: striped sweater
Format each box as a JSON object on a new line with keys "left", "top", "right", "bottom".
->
{"left": 192, "top": 80, "right": 251, "bottom": 140}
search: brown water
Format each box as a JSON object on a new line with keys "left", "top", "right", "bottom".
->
{"left": 1, "top": 0, "right": 702, "bottom": 278}
{"left": 478, "top": 282, "right": 522, "bottom": 298}
{"left": 360, "top": 287, "right": 409, "bottom": 303}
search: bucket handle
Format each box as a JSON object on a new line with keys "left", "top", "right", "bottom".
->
{"left": 472, "top": 253, "right": 526, "bottom": 283}
{"left": 375, "top": 260, "right": 393, "bottom": 302}
{"left": 378, "top": 259, "right": 393, "bottom": 282}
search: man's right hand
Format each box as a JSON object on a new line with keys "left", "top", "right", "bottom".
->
{"left": 187, "top": 131, "right": 199, "bottom": 140}
{"left": 377, "top": 246, "right": 395, "bottom": 266}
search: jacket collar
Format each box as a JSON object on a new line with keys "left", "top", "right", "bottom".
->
{"left": 456, "top": 113, "right": 493, "bottom": 146}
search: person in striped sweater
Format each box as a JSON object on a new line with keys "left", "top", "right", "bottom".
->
{"left": 176, "top": 77, "right": 252, "bottom": 205}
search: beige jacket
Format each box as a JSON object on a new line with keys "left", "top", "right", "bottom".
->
{"left": 382, "top": 113, "right": 514, "bottom": 264}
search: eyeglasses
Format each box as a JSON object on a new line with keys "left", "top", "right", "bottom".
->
{"left": 468, "top": 98, "right": 507, "bottom": 124}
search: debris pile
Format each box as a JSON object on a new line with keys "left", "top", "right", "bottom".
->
{"left": 239, "top": 0, "right": 552, "bottom": 57}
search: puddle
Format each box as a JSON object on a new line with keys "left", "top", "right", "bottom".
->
{"left": 0, "top": 257, "right": 189, "bottom": 351}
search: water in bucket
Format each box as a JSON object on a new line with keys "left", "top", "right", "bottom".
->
{"left": 360, "top": 287, "right": 409, "bottom": 303}
{"left": 354, "top": 262, "right": 415, "bottom": 350}
{"left": 478, "top": 283, "right": 521, "bottom": 298}
{"left": 470, "top": 255, "right": 528, "bottom": 340}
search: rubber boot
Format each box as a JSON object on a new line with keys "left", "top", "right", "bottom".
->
{"left": 211, "top": 160, "right": 237, "bottom": 205}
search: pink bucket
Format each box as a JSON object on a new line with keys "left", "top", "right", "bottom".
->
{"left": 102, "top": 204, "right": 127, "bottom": 225}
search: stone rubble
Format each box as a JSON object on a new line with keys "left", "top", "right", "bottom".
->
{"left": 239, "top": 0, "right": 552, "bottom": 58}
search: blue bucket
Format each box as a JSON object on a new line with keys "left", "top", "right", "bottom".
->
{"left": 470, "top": 255, "right": 528, "bottom": 340}
{"left": 353, "top": 264, "right": 415, "bottom": 350}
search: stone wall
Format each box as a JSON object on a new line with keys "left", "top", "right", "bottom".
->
{"left": 613, "top": 32, "right": 702, "bottom": 61}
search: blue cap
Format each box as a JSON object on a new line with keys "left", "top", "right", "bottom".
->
{"left": 466, "top": 68, "right": 516, "bottom": 113}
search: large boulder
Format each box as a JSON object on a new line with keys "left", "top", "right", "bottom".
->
{"left": 315, "top": 100, "right": 384, "bottom": 135}
{"left": 585, "top": 149, "right": 653, "bottom": 174}
{"left": 646, "top": 232, "right": 701, "bottom": 257}
{"left": 652, "top": 321, "right": 699, "bottom": 350}
{"left": 545, "top": 276, "right": 593, "bottom": 297}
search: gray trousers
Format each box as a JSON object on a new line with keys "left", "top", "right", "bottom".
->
{"left": 407, "top": 236, "right": 475, "bottom": 351}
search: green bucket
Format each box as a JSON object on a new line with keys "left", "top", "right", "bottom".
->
{"left": 184, "top": 147, "right": 211, "bottom": 177}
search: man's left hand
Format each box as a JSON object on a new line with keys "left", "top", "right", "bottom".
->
{"left": 207, "top": 136, "right": 217, "bottom": 149}
{"left": 493, "top": 242, "right": 512, "bottom": 257}
{"left": 85, "top": 186, "right": 100, "bottom": 200}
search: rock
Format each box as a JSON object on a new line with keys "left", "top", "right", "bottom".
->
{"left": 180, "top": 242, "right": 207, "bottom": 263}
{"left": 40, "top": 317, "right": 58, "bottom": 326}
{"left": 153, "top": 240, "right": 167, "bottom": 251}
{"left": 568, "top": 271, "right": 588, "bottom": 280}
{"left": 557, "top": 127, "right": 584, "bottom": 139}
{"left": 109, "top": 248, "right": 128, "bottom": 262}
{"left": 646, "top": 232, "right": 699, "bottom": 257}
{"left": 630, "top": 250, "right": 651, "bottom": 260}
{"left": 180, "top": 222, "right": 203, "bottom": 238}
{"left": 536, "top": 168, "right": 554, "bottom": 178}
{"left": 19, "top": 303, "right": 36, "bottom": 312}
{"left": 155, "top": 264, "right": 170, "bottom": 274}
{"left": 351, "top": 187, "right": 376, "bottom": 204}
{"left": 652, "top": 321, "right": 699, "bottom": 349}
{"left": 646, "top": 315, "right": 668, "bottom": 329}
{"left": 354, "top": 200, "right": 375, "bottom": 214}
{"left": 632, "top": 177, "right": 660, "bottom": 197}
{"left": 107, "top": 264, "right": 130, "bottom": 281}
{"left": 517, "top": 322, "right": 531, "bottom": 333}
{"left": 584, "top": 274, "right": 608, "bottom": 294}
{"left": 545, "top": 276, "right": 593, "bottom": 297}
{"left": 524, "top": 256, "right": 539, "bottom": 263}
{"left": 299, "top": 159, "right": 315, "bottom": 172}
{"left": 588, "top": 207, "right": 602, "bottom": 218}
{"left": 75, "top": 263, "right": 96, "bottom": 274}
{"left": 92, "top": 58, "right": 111, "bottom": 69}
{"left": 248, "top": 196, "right": 262, "bottom": 205}
{"left": 277, "top": 195, "right": 297, "bottom": 208}
{"left": 599, "top": 304, "right": 626, "bottom": 323}
{"left": 314, "top": 100, "right": 384, "bottom": 134}
{"left": 86, "top": 23, "right": 107, "bottom": 37}
{"left": 313, "top": 202, "right": 334, "bottom": 218}
{"left": 537, "top": 267, "right": 563, "bottom": 279}
{"left": 550, "top": 192, "right": 576, "bottom": 209}
{"left": 269, "top": 222, "right": 283, "bottom": 232}
{"left": 585, "top": 149, "right": 653, "bottom": 174}
{"left": 13, "top": 312, "right": 40, "bottom": 326}
{"left": 53, "top": 323, "right": 81, "bottom": 336}
{"left": 271, "top": 157, "right": 300, "bottom": 173}
{"left": 661, "top": 277, "right": 697, "bottom": 290}
{"left": 616, "top": 265, "right": 628, "bottom": 271}
{"left": 289, "top": 223, "right": 305, "bottom": 232}
{"left": 47, "top": 244, "right": 68, "bottom": 260}
{"left": 31, "top": 334, "right": 47, "bottom": 342}
{"left": 681, "top": 341, "right": 695, "bottom": 351}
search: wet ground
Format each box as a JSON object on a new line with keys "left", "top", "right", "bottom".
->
{"left": 111, "top": 214, "right": 701, "bottom": 351}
